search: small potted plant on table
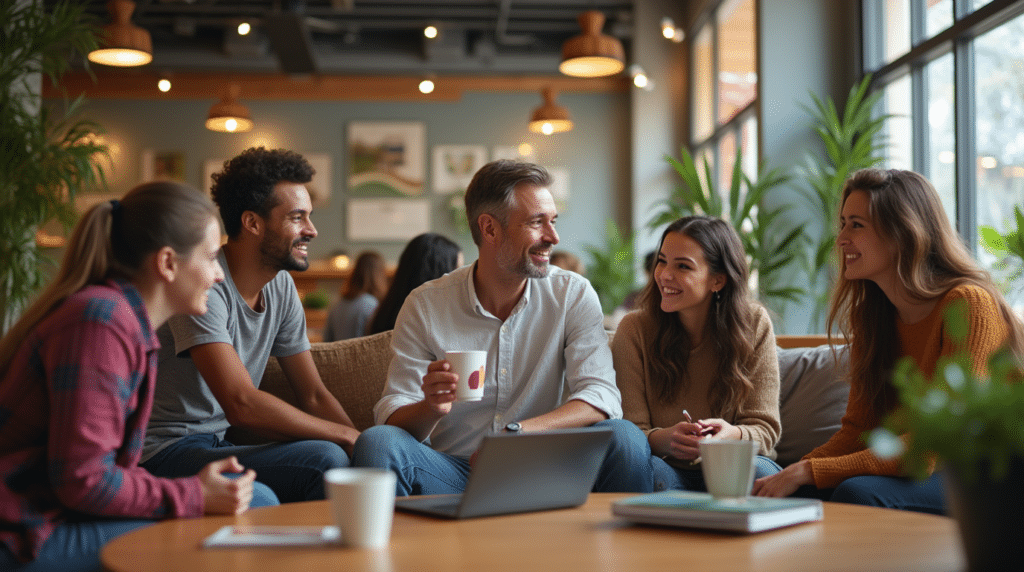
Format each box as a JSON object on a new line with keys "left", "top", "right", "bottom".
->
{"left": 871, "top": 304, "right": 1024, "bottom": 572}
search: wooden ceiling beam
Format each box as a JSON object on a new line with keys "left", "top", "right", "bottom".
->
{"left": 46, "top": 71, "right": 629, "bottom": 102}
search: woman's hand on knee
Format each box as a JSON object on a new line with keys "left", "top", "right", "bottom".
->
{"left": 752, "top": 459, "right": 813, "bottom": 498}
{"left": 198, "top": 456, "right": 256, "bottom": 515}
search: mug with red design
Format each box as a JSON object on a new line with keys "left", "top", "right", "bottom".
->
{"left": 445, "top": 350, "right": 487, "bottom": 401}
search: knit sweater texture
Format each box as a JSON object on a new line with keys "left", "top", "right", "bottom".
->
{"left": 613, "top": 304, "right": 781, "bottom": 469}
{"left": 805, "top": 284, "right": 1009, "bottom": 488}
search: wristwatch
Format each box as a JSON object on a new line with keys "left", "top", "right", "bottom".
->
{"left": 504, "top": 421, "right": 523, "bottom": 433}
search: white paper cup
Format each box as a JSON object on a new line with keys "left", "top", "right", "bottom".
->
{"left": 699, "top": 440, "right": 758, "bottom": 499}
{"left": 445, "top": 350, "right": 487, "bottom": 402}
{"left": 325, "top": 468, "right": 397, "bottom": 549}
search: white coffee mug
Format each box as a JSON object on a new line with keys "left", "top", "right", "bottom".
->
{"left": 445, "top": 350, "right": 487, "bottom": 401}
{"left": 699, "top": 439, "right": 758, "bottom": 499}
{"left": 324, "top": 468, "right": 397, "bottom": 548}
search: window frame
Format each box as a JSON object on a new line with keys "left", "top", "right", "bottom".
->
{"left": 864, "top": 0, "right": 1024, "bottom": 248}
{"left": 688, "top": 0, "right": 760, "bottom": 192}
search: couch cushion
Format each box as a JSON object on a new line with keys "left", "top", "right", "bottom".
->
{"left": 259, "top": 330, "right": 394, "bottom": 432}
{"left": 775, "top": 344, "right": 850, "bottom": 466}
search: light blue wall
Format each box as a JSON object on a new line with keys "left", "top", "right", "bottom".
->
{"left": 759, "top": 0, "right": 859, "bottom": 333}
{"left": 75, "top": 90, "right": 630, "bottom": 266}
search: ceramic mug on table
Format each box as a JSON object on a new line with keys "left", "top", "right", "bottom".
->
{"left": 698, "top": 439, "right": 758, "bottom": 499}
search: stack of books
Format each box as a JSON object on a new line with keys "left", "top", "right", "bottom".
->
{"left": 612, "top": 491, "right": 823, "bottom": 533}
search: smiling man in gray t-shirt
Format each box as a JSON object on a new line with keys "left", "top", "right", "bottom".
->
{"left": 141, "top": 148, "right": 360, "bottom": 503}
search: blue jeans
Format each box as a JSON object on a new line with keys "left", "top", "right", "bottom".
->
{"left": 792, "top": 473, "right": 946, "bottom": 514}
{"left": 142, "top": 434, "right": 349, "bottom": 502}
{"left": 0, "top": 476, "right": 276, "bottom": 571}
{"left": 651, "top": 453, "right": 782, "bottom": 492}
{"left": 351, "top": 419, "right": 654, "bottom": 496}
{"left": 0, "top": 517, "right": 155, "bottom": 572}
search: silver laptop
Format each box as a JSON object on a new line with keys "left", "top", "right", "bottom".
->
{"left": 394, "top": 426, "right": 613, "bottom": 519}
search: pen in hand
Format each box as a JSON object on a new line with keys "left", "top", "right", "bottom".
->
{"left": 682, "top": 409, "right": 713, "bottom": 436}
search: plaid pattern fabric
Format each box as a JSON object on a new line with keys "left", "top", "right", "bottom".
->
{"left": 0, "top": 280, "right": 203, "bottom": 563}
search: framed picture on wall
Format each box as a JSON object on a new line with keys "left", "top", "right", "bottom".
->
{"left": 347, "top": 121, "right": 425, "bottom": 196}
{"left": 432, "top": 145, "right": 487, "bottom": 193}
{"left": 346, "top": 198, "right": 430, "bottom": 241}
{"left": 547, "top": 166, "right": 570, "bottom": 208}
{"left": 141, "top": 150, "right": 186, "bottom": 183}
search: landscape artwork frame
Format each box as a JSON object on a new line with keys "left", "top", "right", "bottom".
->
{"left": 347, "top": 121, "right": 426, "bottom": 196}
{"left": 432, "top": 145, "right": 487, "bottom": 193}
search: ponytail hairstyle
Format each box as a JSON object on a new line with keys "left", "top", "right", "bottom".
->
{"left": 0, "top": 181, "right": 218, "bottom": 376}
{"left": 827, "top": 168, "right": 1024, "bottom": 420}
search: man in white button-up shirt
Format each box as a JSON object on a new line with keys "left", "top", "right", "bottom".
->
{"left": 352, "top": 160, "right": 653, "bottom": 495}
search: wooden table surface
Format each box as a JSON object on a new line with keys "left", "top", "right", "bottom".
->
{"left": 102, "top": 493, "right": 965, "bottom": 572}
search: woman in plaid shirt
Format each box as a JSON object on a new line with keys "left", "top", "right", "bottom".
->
{"left": 0, "top": 181, "right": 272, "bottom": 570}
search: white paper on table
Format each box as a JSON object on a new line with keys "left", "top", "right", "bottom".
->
{"left": 203, "top": 525, "right": 341, "bottom": 548}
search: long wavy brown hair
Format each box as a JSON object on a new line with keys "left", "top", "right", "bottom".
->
{"left": 827, "top": 168, "right": 1024, "bottom": 420}
{"left": 638, "top": 216, "right": 758, "bottom": 414}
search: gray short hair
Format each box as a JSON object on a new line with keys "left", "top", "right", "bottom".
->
{"left": 464, "top": 160, "right": 551, "bottom": 245}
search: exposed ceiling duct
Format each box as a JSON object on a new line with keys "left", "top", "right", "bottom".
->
{"left": 262, "top": 8, "right": 318, "bottom": 74}
{"left": 62, "top": 0, "right": 635, "bottom": 75}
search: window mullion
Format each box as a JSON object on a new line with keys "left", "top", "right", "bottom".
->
{"left": 953, "top": 34, "right": 976, "bottom": 249}
{"left": 912, "top": 64, "right": 928, "bottom": 175}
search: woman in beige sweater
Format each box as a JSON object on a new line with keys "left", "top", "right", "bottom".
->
{"left": 613, "top": 216, "right": 782, "bottom": 492}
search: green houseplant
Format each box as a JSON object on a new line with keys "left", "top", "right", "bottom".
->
{"left": 979, "top": 205, "right": 1024, "bottom": 300}
{"left": 797, "top": 75, "right": 890, "bottom": 331}
{"left": 870, "top": 304, "right": 1024, "bottom": 571}
{"left": 1, "top": 0, "right": 108, "bottom": 333}
{"left": 649, "top": 145, "right": 804, "bottom": 319}
{"left": 583, "top": 220, "right": 635, "bottom": 316}
{"left": 302, "top": 290, "right": 331, "bottom": 310}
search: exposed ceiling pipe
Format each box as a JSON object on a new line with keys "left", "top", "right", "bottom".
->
{"left": 495, "top": 0, "right": 534, "bottom": 46}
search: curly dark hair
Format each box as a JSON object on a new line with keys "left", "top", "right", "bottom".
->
{"left": 211, "top": 147, "right": 315, "bottom": 238}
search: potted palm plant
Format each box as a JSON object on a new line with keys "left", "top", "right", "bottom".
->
{"left": 796, "top": 75, "right": 890, "bottom": 331}
{"left": 870, "top": 303, "right": 1024, "bottom": 572}
{"left": 583, "top": 220, "right": 635, "bottom": 317}
{"left": 1, "top": 0, "right": 108, "bottom": 333}
{"left": 649, "top": 145, "right": 805, "bottom": 320}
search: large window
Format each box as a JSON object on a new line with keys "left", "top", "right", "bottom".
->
{"left": 690, "top": 0, "right": 758, "bottom": 193}
{"left": 865, "top": 0, "right": 1024, "bottom": 306}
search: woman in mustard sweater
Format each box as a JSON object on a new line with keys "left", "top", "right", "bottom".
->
{"left": 613, "top": 215, "right": 782, "bottom": 492}
{"left": 753, "top": 168, "right": 1024, "bottom": 513}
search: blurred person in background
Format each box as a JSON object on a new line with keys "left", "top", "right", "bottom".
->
{"left": 367, "top": 233, "right": 462, "bottom": 335}
{"left": 323, "top": 251, "right": 388, "bottom": 341}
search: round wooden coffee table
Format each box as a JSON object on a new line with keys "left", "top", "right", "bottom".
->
{"left": 101, "top": 493, "right": 964, "bottom": 572}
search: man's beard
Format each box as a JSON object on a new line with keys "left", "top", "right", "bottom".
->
{"left": 260, "top": 232, "right": 310, "bottom": 272}
{"left": 498, "top": 241, "right": 552, "bottom": 279}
